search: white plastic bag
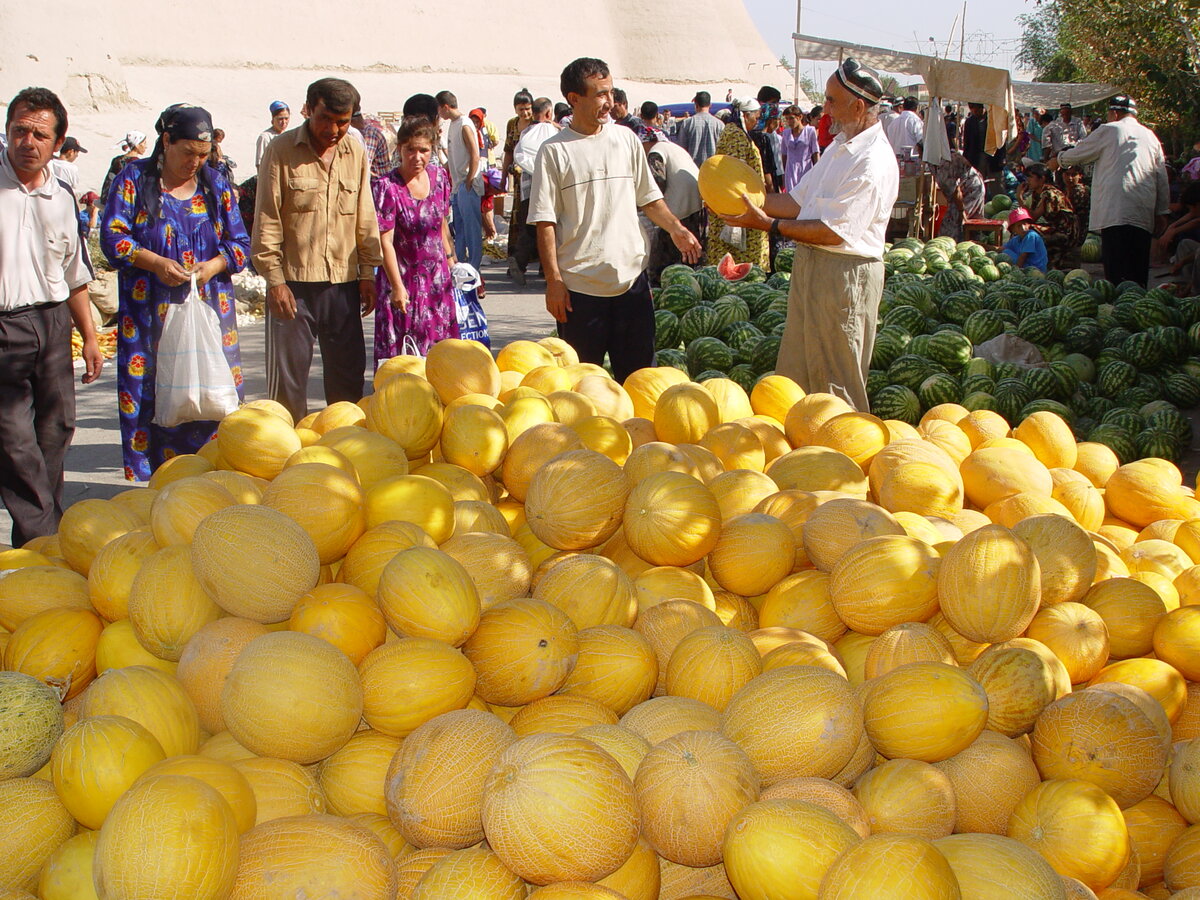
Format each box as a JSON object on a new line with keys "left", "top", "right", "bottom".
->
{"left": 153, "top": 274, "right": 240, "bottom": 427}
{"left": 401, "top": 334, "right": 422, "bottom": 358}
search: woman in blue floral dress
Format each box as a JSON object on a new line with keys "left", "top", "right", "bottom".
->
{"left": 100, "top": 104, "right": 249, "bottom": 481}
{"left": 372, "top": 116, "right": 458, "bottom": 364}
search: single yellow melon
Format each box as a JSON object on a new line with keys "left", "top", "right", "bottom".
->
{"left": 937, "top": 524, "right": 1041, "bottom": 643}
{"left": 128, "top": 545, "right": 222, "bottom": 661}
{"left": 481, "top": 733, "right": 639, "bottom": 884}
{"left": 721, "top": 665, "right": 863, "bottom": 786}
{"left": 464, "top": 599, "right": 579, "bottom": 706}
{"left": 723, "top": 798, "right": 862, "bottom": 900}
{"left": 525, "top": 449, "right": 629, "bottom": 551}
{"left": 191, "top": 505, "right": 320, "bottom": 623}
{"left": 216, "top": 406, "right": 301, "bottom": 479}
{"left": 665, "top": 625, "right": 763, "bottom": 712}
{"left": 636, "top": 729, "right": 759, "bottom": 867}
{"left": 51, "top": 714, "right": 166, "bottom": 829}
{"left": 221, "top": 632, "right": 362, "bottom": 764}
{"left": 935, "top": 833, "right": 1068, "bottom": 899}
{"left": 358, "top": 637, "right": 476, "bottom": 737}
{"left": 1007, "top": 778, "right": 1131, "bottom": 891}
{"left": 229, "top": 813, "right": 396, "bottom": 899}
{"left": 862, "top": 662, "right": 989, "bottom": 763}
{"left": 932, "top": 730, "right": 1042, "bottom": 835}
{"left": 94, "top": 774, "right": 238, "bottom": 900}
{"left": 1030, "top": 687, "right": 1170, "bottom": 809}
{"left": 817, "top": 833, "right": 962, "bottom": 900}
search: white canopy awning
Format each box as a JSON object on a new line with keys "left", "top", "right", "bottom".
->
{"left": 792, "top": 33, "right": 1116, "bottom": 110}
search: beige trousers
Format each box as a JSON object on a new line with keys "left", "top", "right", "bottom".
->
{"left": 776, "top": 244, "right": 884, "bottom": 412}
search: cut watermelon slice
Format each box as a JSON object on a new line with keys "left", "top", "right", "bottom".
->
{"left": 717, "top": 253, "right": 753, "bottom": 281}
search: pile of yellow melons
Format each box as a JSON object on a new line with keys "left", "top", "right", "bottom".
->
{"left": 2, "top": 335, "right": 1200, "bottom": 900}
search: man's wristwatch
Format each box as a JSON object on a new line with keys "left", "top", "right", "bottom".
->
{"left": 769, "top": 219, "right": 782, "bottom": 238}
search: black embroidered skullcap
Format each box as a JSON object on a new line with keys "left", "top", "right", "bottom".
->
{"left": 1108, "top": 94, "right": 1137, "bottom": 114}
{"left": 155, "top": 104, "right": 214, "bottom": 142}
{"left": 834, "top": 58, "right": 886, "bottom": 105}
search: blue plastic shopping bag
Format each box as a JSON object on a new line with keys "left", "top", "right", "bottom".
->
{"left": 452, "top": 263, "right": 490, "bottom": 348}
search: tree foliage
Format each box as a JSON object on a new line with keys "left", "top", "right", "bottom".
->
{"left": 1020, "top": 0, "right": 1200, "bottom": 147}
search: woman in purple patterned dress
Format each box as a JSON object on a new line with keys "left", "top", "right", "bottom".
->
{"left": 372, "top": 116, "right": 458, "bottom": 364}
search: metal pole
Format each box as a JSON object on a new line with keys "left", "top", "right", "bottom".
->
{"left": 959, "top": 1, "right": 967, "bottom": 62}
{"left": 793, "top": 0, "right": 803, "bottom": 105}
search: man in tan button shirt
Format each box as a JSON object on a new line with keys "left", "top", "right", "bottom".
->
{"left": 252, "top": 77, "right": 383, "bottom": 421}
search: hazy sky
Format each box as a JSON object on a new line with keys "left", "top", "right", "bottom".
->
{"left": 742, "top": 0, "right": 1036, "bottom": 84}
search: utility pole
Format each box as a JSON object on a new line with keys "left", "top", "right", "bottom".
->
{"left": 793, "top": 0, "right": 803, "bottom": 105}
{"left": 959, "top": 1, "right": 967, "bottom": 62}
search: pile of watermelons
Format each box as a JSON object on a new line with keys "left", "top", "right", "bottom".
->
{"left": 651, "top": 237, "right": 1200, "bottom": 464}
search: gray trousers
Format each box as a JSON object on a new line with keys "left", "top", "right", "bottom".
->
{"left": 776, "top": 244, "right": 883, "bottom": 412}
{"left": 266, "top": 281, "right": 365, "bottom": 423}
{"left": 0, "top": 302, "right": 76, "bottom": 545}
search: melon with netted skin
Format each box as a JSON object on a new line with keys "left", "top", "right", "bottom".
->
{"left": 190, "top": 505, "right": 321, "bottom": 624}
{"left": 0, "top": 671, "right": 64, "bottom": 779}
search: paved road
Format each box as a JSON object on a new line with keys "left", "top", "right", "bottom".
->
{"left": 0, "top": 254, "right": 556, "bottom": 542}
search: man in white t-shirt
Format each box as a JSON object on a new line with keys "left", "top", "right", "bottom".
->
{"left": 437, "top": 90, "right": 483, "bottom": 272}
{"left": 718, "top": 58, "right": 899, "bottom": 410}
{"left": 529, "top": 57, "right": 702, "bottom": 382}
{"left": 509, "top": 97, "right": 560, "bottom": 284}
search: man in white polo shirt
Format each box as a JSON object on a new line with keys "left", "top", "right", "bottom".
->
{"left": 718, "top": 58, "right": 899, "bottom": 410}
{"left": 0, "top": 87, "right": 102, "bottom": 544}
{"left": 529, "top": 57, "right": 702, "bottom": 382}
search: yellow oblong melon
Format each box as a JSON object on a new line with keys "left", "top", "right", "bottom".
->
{"left": 698, "top": 153, "right": 766, "bottom": 217}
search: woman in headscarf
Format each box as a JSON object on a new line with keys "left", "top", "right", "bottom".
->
{"left": 705, "top": 97, "right": 770, "bottom": 269}
{"left": 100, "top": 104, "right": 250, "bottom": 481}
{"left": 100, "top": 130, "right": 147, "bottom": 205}
{"left": 371, "top": 115, "right": 457, "bottom": 364}
{"left": 934, "top": 148, "right": 986, "bottom": 240}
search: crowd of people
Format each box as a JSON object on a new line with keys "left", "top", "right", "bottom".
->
{"left": 0, "top": 53, "right": 1192, "bottom": 546}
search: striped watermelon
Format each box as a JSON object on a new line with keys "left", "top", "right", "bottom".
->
{"left": 686, "top": 336, "right": 734, "bottom": 374}
{"left": 1097, "top": 361, "right": 1138, "bottom": 398}
{"left": 918, "top": 373, "right": 963, "bottom": 409}
{"left": 654, "top": 310, "right": 682, "bottom": 351}
{"left": 962, "top": 391, "right": 998, "bottom": 412}
{"left": 754, "top": 310, "right": 786, "bottom": 333}
{"left": 1164, "top": 372, "right": 1200, "bottom": 408}
{"left": 680, "top": 304, "right": 722, "bottom": 343}
{"left": 722, "top": 321, "right": 764, "bottom": 351}
{"left": 656, "top": 348, "right": 689, "bottom": 373}
{"left": 887, "top": 355, "right": 936, "bottom": 392}
{"left": 752, "top": 334, "right": 782, "bottom": 375}
{"left": 926, "top": 331, "right": 973, "bottom": 371}
{"left": 1135, "top": 428, "right": 1182, "bottom": 462}
{"left": 871, "top": 325, "right": 911, "bottom": 370}
{"left": 712, "top": 296, "right": 751, "bottom": 330}
{"left": 1018, "top": 398, "right": 1074, "bottom": 425}
{"left": 727, "top": 364, "right": 757, "bottom": 392}
{"left": 1122, "top": 331, "right": 1165, "bottom": 369}
{"left": 963, "top": 309, "right": 1005, "bottom": 345}
{"left": 871, "top": 384, "right": 921, "bottom": 424}
{"left": 657, "top": 284, "right": 701, "bottom": 316}
{"left": 1087, "top": 423, "right": 1137, "bottom": 464}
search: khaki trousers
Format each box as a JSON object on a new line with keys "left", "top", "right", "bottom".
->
{"left": 776, "top": 244, "right": 883, "bottom": 412}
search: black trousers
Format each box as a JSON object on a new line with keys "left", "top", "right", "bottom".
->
{"left": 0, "top": 302, "right": 76, "bottom": 545}
{"left": 511, "top": 198, "right": 539, "bottom": 271}
{"left": 559, "top": 273, "right": 654, "bottom": 384}
{"left": 1101, "top": 224, "right": 1153, "bottom": 288}
{"left": 266, "top": 281, "right": 365, "bottom": 423}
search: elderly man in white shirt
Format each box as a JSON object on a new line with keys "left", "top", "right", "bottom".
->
{"left": 508, "top": 97, "right": 560, "bottom": 284}
{"left": 887, "top": 96, "right": 924, "bottom": 158}
{"left": 717, "top": 58, "right": 899, "bottom": 410}
{"left": 1054, "top": 94, "right": 1169, "bottom": 287}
